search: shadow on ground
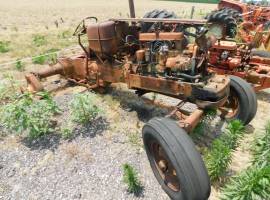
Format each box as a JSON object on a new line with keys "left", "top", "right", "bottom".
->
{"left": 21, "top": 117, "right": 109, "bottom": 151}
{"left": 108, "top": 89, "right": 170, "bottom": 122}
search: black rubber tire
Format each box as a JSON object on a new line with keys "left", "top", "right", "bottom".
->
{"left": 222, "top": 8, "right": 242, "bottom": 22}
{"left": 251, "top": 50, "right": 270, "bottom": 58}
{"left": 224, "top": 76, "right": 257, "bottom": 125}
{"left": 207, "top": 9, "right": 238, "bottom": 38}
{"left": 143, "top": 117, "right": 210, "bottom": 200}
{"left": 141, "top": 9, "right": 177, "bottom": 32}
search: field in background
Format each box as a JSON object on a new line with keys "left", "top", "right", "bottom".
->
{"left": 164, "top": 0, "right": 219, "bottom": 3}
{"left": 0, "top": 0, "right": 216, "bottom": 66}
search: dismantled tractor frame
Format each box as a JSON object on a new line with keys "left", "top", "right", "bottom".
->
{"left": 25, "top": 18, "right": 231, "bottom": 133}
{"left": 23, "top": 1, "right": 258, "bottom": 199}
{"left": 208, "top": 35, "right": 270, "bottom": 92}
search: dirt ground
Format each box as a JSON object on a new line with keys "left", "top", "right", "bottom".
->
{"left": 0, "top": 0, "right": 270, "bottom": 200}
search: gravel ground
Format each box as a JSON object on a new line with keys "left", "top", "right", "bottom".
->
{"left": 0, "top": 86, "right": 171, "bottom": 200}
{"left": 1, "top": 85, "right": 270, "bottom": 200}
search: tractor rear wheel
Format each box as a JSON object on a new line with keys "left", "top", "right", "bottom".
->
{"left": 141, "top": 9, "right": 177, "bottom": 32}
{"left": 143, "top": 117, "right": 210, "bottom": 200}
{"left": 219, "top": 76, "right": 257, "bottom": 125}
{"left": 207, "top": 9, "right": 238, "bottom": 38}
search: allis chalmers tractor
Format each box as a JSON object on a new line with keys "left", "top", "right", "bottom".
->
{"left": 207, "top": 0, "right": 270, "bottom": 45}
{"left": 24, "top": 1, "right": 257, "bottom": 199}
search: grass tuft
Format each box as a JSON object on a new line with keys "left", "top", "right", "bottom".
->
{"left": 32, "top": 55, "right": 47, "bottom": 65}
{"left": 32, "top": 34, "right": 47, "bottom": 47}
{"left": 123, "top": 163, "right": 143, "bottom": 195}
{"left": 14, "top": 59, "right": 25, "bottom": 71}
{"left": 0, "top": 41, "right": 10, "bottom": 53}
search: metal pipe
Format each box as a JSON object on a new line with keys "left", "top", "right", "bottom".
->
{"left": 128, "top": 0, "right": 136, "bottom": 18}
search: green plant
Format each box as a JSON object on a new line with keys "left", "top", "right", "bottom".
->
{"left": 123, "top": 163, "right": 142, "bottom": 194}
{"left": 221, "top": 120, "right": 245, "bottom": 149}
{"left": 32, "top": 34, "right": 47, "bottom": 47}
{"left": 221, "top": 166, "right": 270, "bottom": 200}
{"left": 0, "top": 92, "right": 59, "bottom": 139}
{"left": 32, "top": 49, "right": 58, "bottom": 65}
{"left": 14, "top": 59, "right": 25, "bottom": 71}
{"left": 205, "top": 139, "right": 232, "bottom": 181}
{"left": 60, "top": 125, "right": 73, "bottom": 139}
{"left": 205, "top": 120, "right": 244, "bottom": 181}
{"left": 191, "top": 121, "right": 205, "bottom": 138}
{"left": 70, "top": 93, "right": 102, "bottom": 124}
{"left": 32, "top": 55, "right": 47, "bottom": 65}
{"left": 0, "top": 41, "right": 10, "bottom": 53}
{"left": 252, "top": 122, "right": 270, "bottom": 167}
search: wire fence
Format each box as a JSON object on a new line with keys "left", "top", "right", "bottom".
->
{"left": 0, "top": 45, "right": 82, "bottom": 68}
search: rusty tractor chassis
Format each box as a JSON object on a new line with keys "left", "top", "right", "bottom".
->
{"left": 25, "top": 17, "right": 230, "bottom": 134}
{"left": 23, "top": 0, "right": 258, "bottom": 198}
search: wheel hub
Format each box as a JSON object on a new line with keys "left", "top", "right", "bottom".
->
{"left": 151, "top": 142, "right": 180, "bottom": 192}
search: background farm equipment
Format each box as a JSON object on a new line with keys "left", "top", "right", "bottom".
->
{"left": 208, "top": 38, "right": 270, "bottom": 91}
{"left": 23, "top": 1, "right": 258, "bottom": 199}
{"left": 207, "top": 0, "right": 270, "bottom": 46}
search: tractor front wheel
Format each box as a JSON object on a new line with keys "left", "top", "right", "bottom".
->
{"left": 219, "top": 76, "right": 257, "bottom": 125}
{"left": 143, "top": 117, "right": 210, "bottom": 200}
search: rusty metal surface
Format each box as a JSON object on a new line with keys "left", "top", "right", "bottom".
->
{"left": 128, "top": 73, "right": 192, "bottom": 97}
{"left": 178, "top": 109, "right": 204, "bottom": 133}
{"left": 87, "top": 21, "right": 118, "bottom": 55}
{"left": 110, "top": 18, "right": 209, "bottom": 25}
{"left": 139, "top": 32, "right": 184, "bottom": 41}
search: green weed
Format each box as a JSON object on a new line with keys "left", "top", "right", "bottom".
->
{"left": 61, "top": 125, "right": 73, "bottom": 139}
{"left": 0, "top": 92, "right": 59, "bottom": 139}
{"left": 205, "top": 139, "right": 232, "bottom": 181}
{"left": 70, "top": 93, "right": 102, "bottom": 125}
{"left": 252, "top": 122, "right": 270, "bottom": 167}
{"left": 221, "top": 166, "right": 270, "bottom": 200}
{"left": 221, "top": 120, "right": 245, "bottom": 149}
{"left": 0, "top": 41, "right": 10, "bottom": 53}
{"left": 32, "top": 55, "right": 47, "bottom": 65}
{"left": 205, "top": 120, "right": 244, "bottom": 181}
{"left": 123, "top": 163, "right": 142, "bottom": 195}
{"left": 32, "top": 34, "right": 47, "bottom": 47}
{"left": 14, "top": 59, "right": 25, "bottom": 71}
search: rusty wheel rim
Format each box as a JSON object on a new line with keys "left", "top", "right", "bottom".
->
{"left": 219, "top": 90, "right": 240, "bottom": 119}
{"left": 150, "top": 141, "right": 180, "bottom": 192}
